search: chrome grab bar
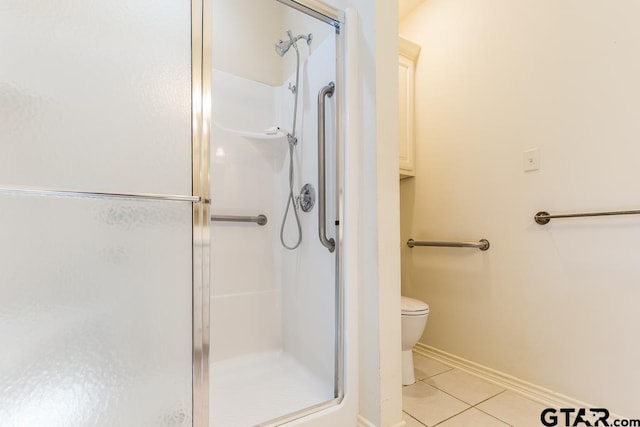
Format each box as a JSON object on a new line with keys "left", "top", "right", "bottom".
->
{"left": 211, "top": 214, "right": 267, "bottom": 226}
{"left": 407, "top": 238, "right": 490, "bottom": 251}
{"left": 317, "top": 82, "right": 336, "bottom": 253}
{"left": 534, "top": 209, "right": 640, "bottom": 225}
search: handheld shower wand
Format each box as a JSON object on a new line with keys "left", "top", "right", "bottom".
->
{"left": 275, "top": 29, "right": 313, "bottom": 250}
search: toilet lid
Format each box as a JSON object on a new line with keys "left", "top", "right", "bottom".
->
{"left": 401, "top": 296, "right": 429, "bottom": 315}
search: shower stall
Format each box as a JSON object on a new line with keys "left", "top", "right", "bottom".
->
{"left": 210, "top": 1, "right": 348, "bottom": 425}
{"left": 0, "top": 0, "right": 353, "bottom": 425}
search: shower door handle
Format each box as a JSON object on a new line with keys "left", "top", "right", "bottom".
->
{"left": 317, "top": 82, "right": 336, "bottom": 253}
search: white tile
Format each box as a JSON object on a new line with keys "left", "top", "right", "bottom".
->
{"left": 403, "top": 381, "right": 469, "bottom": 426}
{"left": 424, "top": 369, "right": 505, "bottom": 405}
{"left": 413, "top": 353, "right": 453, "bottom": 380}
{"left": 476, "top": 390, "right": 548, "bottom": 427}
{"left": 403, "top": 412, "right": 426, "bottom": 427}
{"left": 437, "top": 408, "right": 510, "bottom": 427}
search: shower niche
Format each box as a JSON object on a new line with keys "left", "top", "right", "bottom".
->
{"left": 210, "top": 1, "right": 343, "bottom": 425}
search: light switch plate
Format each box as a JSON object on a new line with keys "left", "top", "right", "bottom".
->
{"left": 523, "top": 148, "right": 540, "bottom": 172}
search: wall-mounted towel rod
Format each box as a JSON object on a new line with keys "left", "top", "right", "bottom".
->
{"left": 534, "top": 209, "right": 640, "bottom": 225}
{"left": 211, "top": 214, "right": 267, "bottom": 226}
{"left": 407, "top": 238, "right": 490, "bottom": 251}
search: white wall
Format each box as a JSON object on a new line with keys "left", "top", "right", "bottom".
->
{"left": 278, "top": 33, "right": 338, "bottom": 386}
{"left": 349, "top": 1, "right": 403, "bottom": 426}
{"left": 212, "top": 0, "right": 283, "bottom": 86}
{"left": 210, "top": 70, "right": 283, "bottom": 362}
{"left": 373, "top": 4, "right": 402, "bottom": 427}
{"left": 401, "top": 0, "right": 640, "bottom": 416}
{"left": 281, "top": 7, "right": 336, "bottom": 84}
{"left": 212, "top": 0, "right": 335, "bottom": 88}
{"left": 210, "top": 1, "right": 338, "bottom": 369}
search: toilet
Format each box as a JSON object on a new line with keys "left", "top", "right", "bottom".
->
{"left": 401, "top": 296, "right": 429, "bottom": 386}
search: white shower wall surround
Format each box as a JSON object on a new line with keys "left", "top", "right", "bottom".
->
{"left": 211, "top": 70, "right": 282, "bottom": 362}
{"left": 278, "top": 33, "right": 337, "bottom": 385}
{"left": 210, "top": 32, "right": 336, "bottom": 382}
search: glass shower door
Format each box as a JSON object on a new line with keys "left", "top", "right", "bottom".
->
{"left": 0, "top": 1, "right": 205, "bottom": 425}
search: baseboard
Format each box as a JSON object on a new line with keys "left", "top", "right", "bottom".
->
{"left": 357, "top": 414, "right": 406, "bottom": 427}
{"left": 413, "top": 343, "right": 593, "bottom": 410}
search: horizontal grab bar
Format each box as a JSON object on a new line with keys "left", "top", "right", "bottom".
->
{"left": 211, "top": 214, "right": 267, "bottom": 226}
{"left": 534, "top": 209, "right": 640, "bottom": 225}
{"left": 407, "top": 238, "right": 490, "bottom": 251}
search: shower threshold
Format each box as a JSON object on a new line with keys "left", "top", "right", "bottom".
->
{"left": 210, "top": 350, "right": 333, "bottom": 426}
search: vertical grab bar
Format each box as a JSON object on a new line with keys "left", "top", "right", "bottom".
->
{"left": 318, "top": 82, "right": 336, "bottom": 253}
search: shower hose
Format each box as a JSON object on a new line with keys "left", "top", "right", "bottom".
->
{"left": 280, "top": 39, "right": 303, "bottom": 250}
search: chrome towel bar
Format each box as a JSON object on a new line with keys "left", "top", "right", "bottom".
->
{"left": 534, "top": 209, "right": 640, "bottom": 225}
{"left": 407, "top": 238, "right": 490, "bottom": 251}
{"left": 211, "top": 214, "right": 267, "bottom": 226}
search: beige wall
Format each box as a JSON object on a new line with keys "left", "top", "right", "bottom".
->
{"left": 212, "top": 0, "right": 283, "bottom": 85}
{"left": 400, "top": 0, "right": 640, "bottom": 417}
{"left": 213, "top": 0, "right": 335, "bottom": 87}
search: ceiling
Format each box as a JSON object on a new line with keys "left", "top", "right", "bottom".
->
{"left": 398, "top": 0, "right": 426, "bottom": 21}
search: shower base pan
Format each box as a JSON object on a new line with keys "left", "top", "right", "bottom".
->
{"left": 210, "top": 350, "right": 333, "bottom": 426}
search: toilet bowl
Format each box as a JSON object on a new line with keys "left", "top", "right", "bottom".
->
{"left": 401, "top": 296, "right": 429, "bottom": 386}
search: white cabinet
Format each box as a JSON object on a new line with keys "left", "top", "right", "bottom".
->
{"left": 399, "top": 36, "right": 421, "bottom": 179}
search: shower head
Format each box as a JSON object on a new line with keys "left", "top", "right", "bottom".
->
{"left": 275, "top": 40, "right": 291, "bottom": 57}
{"left": 275, "top": 30, "right": 313, "bottom": 57}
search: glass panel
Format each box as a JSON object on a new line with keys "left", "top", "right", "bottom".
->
{"left": 210, "top": 1, "right": 339, "bottom": 424}
{"left": 0, "top": 1, "right": 192, "bottom": 195}
{"left": 0, "top": 194, "right": 193, "bottom": 426}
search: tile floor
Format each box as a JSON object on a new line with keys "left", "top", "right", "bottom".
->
{"left": 403, "top": 353, "right": 549, "bottom": 427}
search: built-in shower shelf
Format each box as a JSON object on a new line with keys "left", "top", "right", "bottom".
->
{"left": 213, "top": 122, "right": 289, "bottom": 142}
{"left": 237, "top": 131, "right": 288, "bottom": 142}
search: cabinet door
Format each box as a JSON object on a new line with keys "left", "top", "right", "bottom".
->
{"left": 399, "top": 54, "right": 415, "bottom": 177}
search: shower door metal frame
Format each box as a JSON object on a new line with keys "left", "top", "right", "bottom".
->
{"left": 0, "top": 1, "right": 211, "bottom": 425}
{"left": 192, "top": 0, "right": 212, "bottom": 426}
{"left": 276, "top": 0, "right": 342, "bottom": 30}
